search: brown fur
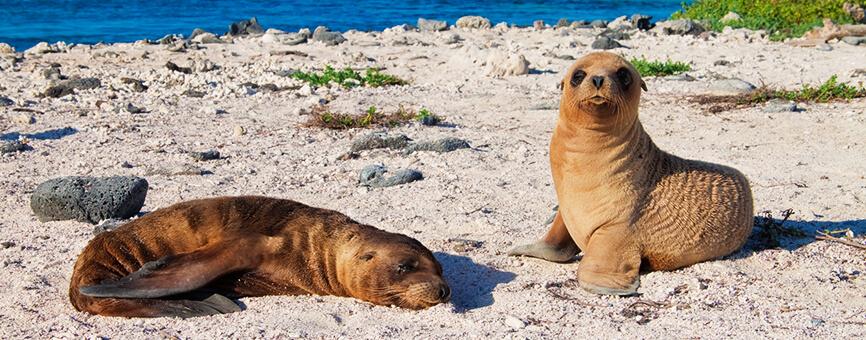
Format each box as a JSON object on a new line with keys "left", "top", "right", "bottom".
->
{"left": 69, "top": 196, "right": 449, "bottom": 318}
{"left": 509, "top": 52, "right": 753, "bottom": 295}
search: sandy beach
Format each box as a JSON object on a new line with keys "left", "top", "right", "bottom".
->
{"left": 1, "top": 20, "right": 865, "bottom": 338}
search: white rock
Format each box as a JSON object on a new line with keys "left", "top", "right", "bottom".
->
{"left": 487, "top": 53, "right": 530, "bottom": 77}
{"left": 504, "top": 315, "right": 526, "bottom": 329}
{"left": 25, "top": 42, "right": 57, "bottom": 54}
{"left": 12, "top": 113, "right": 35, "bottom": 125}
{"left": 608, "top": 16, "right": 633, "bottom": 30}
{"left": 456, "top": 16, "right": 492, "bottom": 29}
{"left": 233, "top": 125, "right": 246, "bottom": 137}
{"left": 191, "top": 32, "right": 223, "bottom": 44}
{"left": 0, "top": 43, "right": 14, "bottom": 54}
{"left": 721, "top": 12, "right": 742, "bottom": 24}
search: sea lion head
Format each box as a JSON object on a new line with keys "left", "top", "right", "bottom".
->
{"left": 559, "top": 52, "right": 647, "bottom": 129}
{"left": 339, "top": 228, "right": 449, "bottom": 309}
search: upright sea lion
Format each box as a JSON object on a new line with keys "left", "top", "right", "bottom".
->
{"left": 69, "top": 196, "right": 450, "bottom": 318}
{"left": 509, "top": 52, "right": 753, "bottom": 295}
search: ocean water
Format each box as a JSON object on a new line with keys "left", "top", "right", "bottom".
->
{"left": 0, "top": 0, "right": 688, "bottom": 50}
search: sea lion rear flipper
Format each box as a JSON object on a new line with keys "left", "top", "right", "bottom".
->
{"left": 507, "top": 211, "right": 579, "bottom": 263}
{"left": 80, "top": 239, "right": 264, "bottom": 299}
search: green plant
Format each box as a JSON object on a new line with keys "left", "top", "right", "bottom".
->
{"left": 307, "top": 105, "right": 425, "bottom": 130}
{"left": 415, "top": 107, "right": 442, "bottom": 125}
{"left": 629, "top": 58, "right": 691, "bottom": 77}
{"left": 290, "top": 66, "right": 406, "bottom": 88}
{"left": 672, "top": 0, "right": 866, "bottom": 40}
{"left": 695, "top": 75, "right": 866, "bottom": 112}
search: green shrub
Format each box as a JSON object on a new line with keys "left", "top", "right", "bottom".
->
{"left": 629, "top": 58, "right": 691, "bottom": 77}
{"left": 307, "top": 105, "right": 422, "bottom": 129}
{"left": 672, "top": 0, "right": 866, "bottom": 40}
{"left": 696, "top": 75, "right": 866, "bottom": 112}
{"left": 291, "top": 66, "right": 406, "bottom": 88}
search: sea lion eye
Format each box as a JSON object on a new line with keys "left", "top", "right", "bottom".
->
{"left": 359, "top": 252, "right": 374, "bottom": 261}
{"left": 396, "top": 262, "right": 415, "bottom": 274}
{"left": 616, "top": 68, "right": 632, "bottom": 88}
{"left": 570, "top": 70, "right": 586, "bottom": 87}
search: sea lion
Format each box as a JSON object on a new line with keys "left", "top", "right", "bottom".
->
{"left": 509, "top": 52, "right": 753, "bottom": 295}
{"left": 69, "top": 196, "right": 450, "bottom": 318}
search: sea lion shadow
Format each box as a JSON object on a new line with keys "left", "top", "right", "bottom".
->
{"left": 433, "top": 252, "right": 516, "bottom": 311}
{"left": 0, "top": 127, "right": 78, "bottom": 141}
{"left": 727, "top": 217, "right": 866, "bottom": 259}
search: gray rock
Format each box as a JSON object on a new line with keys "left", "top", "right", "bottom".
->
{"left": 183, "top": 89, "right": 207, "bottom": 98}
{"left": 157, "top": 34, "right": 182, "bottom": 45}
{"left": 663, "top": 74, "right": 696, "bottom": 81}
{"left": 42, "top": 67, "right": 62, "bottom": 80}
{"left": 1, "top": 241, "right": 15, "bottom": 249}
{"left": 570, "top": 20, "right": 592, "bottom": 29}
{"left": 298, "top": 28, "right": 312, "bottom": 39}
{"left": 350, "top": 132, "right": 411, "bottom": 153}
{"left": 762, "top": 99, "right": 799, "bottom": 113}
{"left": 555, "top": 18, "right": 570, "bottom": 28}
{"left": 124, "top": 103, "right": 146, "bottom": 114}
{"left": 815, "top": 43, "right": 833, "bottom": 51}
{"left": 189, "top": 28, "right": 207, "bottom": 40}
{"left": 841, "top": 36, "right": 866, "bottom": 46}
{"left": 1, "top": 141, "right": 31, "bottom": 154}
{"left": 631, "top": 14, "right": 653, "bottom": 30}
{"left": 190, "top": 150, "right": 221, "bottom": 161}
{"left": 418, "top": 18, "right": 448, "bottom": 32}
{"left": 0, "top": 96, "right": 13, "bottom": 106}
{"left": 166, "top": 61, "right": 192, "bottom": 74}
{"left": 403, "top": 137, "right": 470, "bottom": 154}
{"left": 146, "top": 164, "right": 208, "bottom": 176}
{"left": 30, "top": 176, "right": 148, "bottom": 224}
{"left": 192, "top": 32, "right": 224, "bottom": 44}
{"left": 590, "top": 20, "right": 608, "bottom": 28}
{"left": 708, "top": 79, "right": 757, "bottom": 96}
{"left": 121, "top": 77, "right": 148, "bottom": 92}
{"left": 659, "top": 19, "right": 705, "bottom": 35}
{"left": 592, "top": 36, "right": 624, "bottom": 50}
{"left": 504, "top": 315, "right": 527, "bottom": 329}
{"left": 312, "top": 26, "right": 346, "bottom": 46}
{"left": 282, "top": 33, "right": 308, "bottom": 45}
{"left": 42, "top": 77, "right": 101, "bottom": 98}
{"left": 456, "top": 16, "right": 492, "bottom": 29}
{"left": 599, "top": 29, "right": 630, "bottom": 40}
{"left": 359, "top": 164, "right": 423, "bottom": 188}
{"left": 228, "top": 17, "right": 265, "bottom": 36}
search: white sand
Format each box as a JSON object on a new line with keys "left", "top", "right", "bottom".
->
{"left": 1, "top": 25, "right": 865, "bottom": 338}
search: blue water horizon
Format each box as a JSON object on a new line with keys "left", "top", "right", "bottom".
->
{"left": 0, "top": 0, "right": 690, "bottom": 50}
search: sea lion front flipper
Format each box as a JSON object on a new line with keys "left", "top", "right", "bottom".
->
{"left": 158, "top": 293, "right": 242, "bottom": 318}
{"left": 576, "top": 224, "right": 641, "bottom": 296}
{"left": 507, "top": 211, "right": 579, "bottom": 263}
{"left": 80, "top": 239, "right": 264, "bottom": 299}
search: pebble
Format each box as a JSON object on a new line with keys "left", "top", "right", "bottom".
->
{"left": 125, "top": 103, "right": 146, "bottom": 114}
{"left": 229, "top": 17, "right": 264, "bottom": 36}
{"left": 441, "top": 33, "right": 462, "bottom": 45}
{"left": 707, "top": 78, "right": 756, "bottom": 96}
{"left": 656, "top": 19, "right": 705, "bottom": 35}
{"left": 30, "top": 176, "right": 148, "bottom": 224}
{"left": 350, "top": 132, "right": 411, "bottom": 153}
{"left": 504, "top": 315, "right": 527, "bottom": 329}
{"left": 12, "top": 113, "right": 35, "bottom": 125}
{"left": 191, "top": 32, "right": 224, "bottom": 44}
{"left": 816, "top": 43, "right": 833, "bottom": 51}
{"left": 358, "top": 164, "right": 423, "bottom": 188}
{"left": 166, "top": 61, "right": 192, "bottom": 74}
{"left": 592, "top": 36, "right": 624, "bottom": 50}
{"left": 0, "top": 141, "right": 30, "bottom": 154}
{"left": 42, "top": 77, "right": 102, "bottom": 98}
{"left": 590, "top": 20, "right": 608, "bottom": 28}
{"left": 120, "top": 77, "right": 148, "bottom": 92}
{"left": 762, "top": 99, "right": 799, "bottom": 113}
{"left": 311, "top": 26, "right": 347, "bottom": 46}
{"left": 487, "top": 53, "right": 531, "bottom": 77}
{"left": 1, "top": 241, "right": 15, "bottom": 249}
{"left": 403, "top": 137, "right": 471, "bottom": 154}
{"left": 417, "top": 18, "right": 448, "bottom": 32}
{"left": 233, "top": 125, "right": 246, "bottom": 137}
{"left": 449, "top": 238, "right": 483, "bottom": 252}
{"left": 190, "top": 150, "right": 221, "bottom": 161}
{"left": 0, "top": 96, "right": 13, "bottom": 106}
{"left": 456, "top": 16, "right": 492, "bottom": 29}
{"left": 841, "top": 36, "right": 866, "bottom": 46}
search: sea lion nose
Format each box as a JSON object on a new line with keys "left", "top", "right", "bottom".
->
{"left": 591, "top": 76, "right": 604, "bottom": 89}
{"left": 438, "top": 285, "right": 451, "bottom": 301}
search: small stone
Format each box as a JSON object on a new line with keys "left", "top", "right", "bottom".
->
{"left": 358, "top": 164, "right": 423, "bottom": 188}
{"left": 441, "top": 33, "right": 462, "bottom": 45}
{"left": 608, "top": 16, "right": 632, "bottom": 30}
{"left": 193, "top": 59, "right": 217, "bottom": 72}
{"left": 707, "top": 78, "right": 756, "bottom": 96}
{"left": 190, "top": 150, "right": 221, "bottom": 161}
{"left": 30, "top": 176, "right": 148, "bottom": 224}
{"left": 42, "top": 67, "right": 62, "bottom": 80}
{"left": 841, "top": 36, "right": 866, "bottom": 46}
{"left": 166, "top": 61, "right": 192, "bottom": 74}
{"left": 120, "top": 78, "right": 148, "bottom": 92}
{"left": 189, "top": 28, "right": 206, "bottom": 40}
{"left": 192, "top": 32, "right": 224, "bottom": 44}
{"left": 816, "top": 43, "right": 833, "bottom": 51}
{"left": 350, "top": 132, "right": 411, "bottom": 153}
{"left": 403, "top": 137, "right": 470, "bottom": 154}
{"left": 233, "top": 125, "right": 246, "bottom": 137}
{"left": 120, "top": 161, "right": 134, "bottom": 168}
{"left": 456, "top": 16, "right": 492, "bottom": 29}
{"left": 487, "top": 53, "right": 531, "bottom": 77}
{"left": 762, "top": 99, "right": 799, "bottom": 113}
{"left": 1, "top": 241, "right": 15, "bottom": 249}
{"left": 657, "top": 19, "right": 705, "bottom": 36}
{"left": 590, "top": 20, "right": 608, "bottom": 28}
{"left": 125, "top": 103, "right": 146, "bottom": 114}
{"left": 592, "top": 36, "right": 624, "bottom": 50}
{"left": 0, "top": 96, "right": 13, "bottom": 106}
{"left": 450, "top": 238, "right": 483, "bottom": 252}
{"left": 599, "top": 29, "right": 630, "bottom": 40}
{"left": 25, "top": 42, "right": 59, "bottom": 54}
{"left": 12, "top": 113, "right": 35, "bottom": 125}
{"left": 504, "top": 315, "right": 526, "bottom": 329}
{"left": 183, "top": 89, "right": 207, "bottom": 98}
{"left": 146, "top": 164, "right": 207, "bottom": 176}
{"left": 714, "top": 60, "right": 730, "bottom": 66}
{"left": 417, "top": 18, "right": 448, "bottom": 32}
{"left": 720, "top": 11, "right": 742, "bottom": 24}
{"left": 311, "top": 26, "right": 346, "bottom": 46}
{"left": 229, "top": 17, "right": 264, "bottom": 36}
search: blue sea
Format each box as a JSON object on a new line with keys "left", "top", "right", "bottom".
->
{"left": 0, "top": 0, "right": 688, "bottom": 50}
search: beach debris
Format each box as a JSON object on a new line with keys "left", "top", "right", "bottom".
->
{"left": 190, "top": 150, "right": 221, "bottom": 161}
{"left": 30, "top": 176, "right": 148, "bottom": 224}
{"left": 816, "top": 230, "right": 866, "bottom": 251}
{"left": 487, "top": 53, "right": 530, "bottom": 77}
{"left": 751, "top": 209, "right": 803, "bottom": 250}
{"left": 228, "top": 17, "right": 264, "bottom": 36}
{"left": 456, "top": 16, "right": 492, "bottom": 29}
{"left": 655, "top": 19, "right": 705, "bottom": 36}
{"left": 403, "top": 137, "right": 470, "bottom": 154}
{"left": 1, "top": 141, "right": 31, "bottom": 154}
{"left": 707, "top": 78, "right": 757, "bottom": 96}
{"left": 632, "top": 14, "right": 653, "bottom": 30}
{"left": 418, "top": 18, "right": 448, "bottom": 32}
{"left": 311, "top": 26, "right": 346, "bottom": 46}
{"left": 358, "top": 164, "right": 423, "bottom": 188}
{"left": 349, "top": 132, "right": 411, "bottom": 153}
{"left": 592, "top": 36, "right": 624, "bottom": 50}
{"left": 42, "top": 77, "right": 101, "bottom": 98}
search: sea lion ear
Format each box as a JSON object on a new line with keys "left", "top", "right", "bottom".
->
{"left": 641, "top": 80, "right": 648, "bottom": 92}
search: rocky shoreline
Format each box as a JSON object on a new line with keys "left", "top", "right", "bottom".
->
{"left": 1, "top": 13, "right": 865, "bottom": 339}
